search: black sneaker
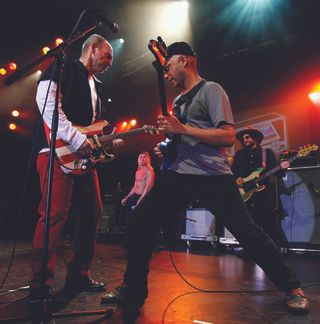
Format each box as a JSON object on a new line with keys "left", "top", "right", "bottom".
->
{"left": 101, "top": 285, "right": 147, "bottom": 309}
{"left": 64, "top": 276, "right": 106, "bottom": 292}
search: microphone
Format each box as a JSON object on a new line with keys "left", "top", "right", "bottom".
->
{"left": 94, "top": 11, "right": 120, "bottom": 33}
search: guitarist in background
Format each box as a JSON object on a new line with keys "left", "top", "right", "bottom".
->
{"left": 231, "top": 128, "right": 290, "bottom": 245}
{"left": 101, "top": 41, "right": 309, "bottom": 317}
{"left": 30, "top": 34, "right": 123, "bottom": 304}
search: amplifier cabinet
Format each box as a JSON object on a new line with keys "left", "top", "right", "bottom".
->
{"left": 280, "top": 166, "right": 320, "bottom": 246}
{"left": 181, "top": 208, "right": 218, "bottom": 242}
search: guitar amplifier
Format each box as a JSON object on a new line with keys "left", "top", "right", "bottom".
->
{"left": 181, "top": 208, "right": 218, "bottom": 242}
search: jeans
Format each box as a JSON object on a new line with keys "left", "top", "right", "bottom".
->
{"left": 124, "top": 171, "right": 300, "bottom": 293}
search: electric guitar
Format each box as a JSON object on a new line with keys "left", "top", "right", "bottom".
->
{"left": 148, "top": 36, "right": 177, "bottom": 171}
{"left": 238, "top": 144, "right": 318, "bottom": 202}
{"left": 55, "top": 120, "right": 158, "bottom": 175}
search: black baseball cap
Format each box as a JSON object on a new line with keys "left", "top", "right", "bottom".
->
{"left": 166, "top": 42, "right": 196, "bottom": 60}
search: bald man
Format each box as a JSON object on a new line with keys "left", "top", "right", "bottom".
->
{"left": 30, "top": 34, "right": 122, "bottom": 304}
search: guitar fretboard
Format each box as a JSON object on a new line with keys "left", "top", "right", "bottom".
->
{"left": 99, "top": 128, "right": 148, "bottom": 145}
{"left": 254, "top": 154, "right": 300, "bottom": 184}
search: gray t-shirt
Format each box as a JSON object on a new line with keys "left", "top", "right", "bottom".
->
{"left": 168, "top": 81, "right": 234, "bottom": 176}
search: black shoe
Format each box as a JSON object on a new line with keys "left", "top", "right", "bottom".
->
{"left": 64, "top": 276, "right": 106, "bottom": 292}
{"left": 101, "top": 285, "right": 147, "bottom": 309}
{"left": 29, "top": 285, "right": 55, "bottom": 305}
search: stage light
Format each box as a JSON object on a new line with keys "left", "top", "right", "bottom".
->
{"left": 11, "top": 110, "right": 20, "bottom": 117}
{"left": 8, "top": 62, "right": 17, "bottom": 71}
{"left": 169, "top": 110, "right": 173, "bottom": 116}
{"left": 121, "top": 121, "right": 128, "bottom": 128}
{"left": 107, "top": 98, "right": 112, "bottom": 103}
{"left": 160, "top": 1, "right": 190, "bottom": 37}
{"left": 0, "top": 68, "right": 7, "bottom": 75}
{"left": 55, "top": 38, "right": 64, "bottom": 46}
{"left": 9, "top": 123, "right": 17, "bottom": 131}
{"left": 119, "top": 38, "right": 124, "bottom": 44}
{"left": 309, "top": 92, "right": 320, "bottom": 106}
{"left": 42, "top": 47, "right": 50, "bottom": 55}
{"left": 130, "top": 119, "right": 137, "bottom": 126}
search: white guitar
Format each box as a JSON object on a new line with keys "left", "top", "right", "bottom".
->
{"left": 55, "top": 120, "right": 158, "bottom": 175}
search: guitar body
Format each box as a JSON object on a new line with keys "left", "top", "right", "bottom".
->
{"left": 55, "top": 120, "right": 158, "bottom": 175}
{"left": 55, "top": 120, "right": 114, "bottom": 175}
{"left": 239, "top": 168, "right": 266, "bottom": 202}
{"left": 160, "top": 137, "right": 179, "bottom": 171}
{"left": 239, "top": 184, "right": 266, "bottom": 202}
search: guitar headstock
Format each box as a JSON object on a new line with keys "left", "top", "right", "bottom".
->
{"left": 142, "top": 125, "right": 159, "bottom": 135}
{"left": 148, "top": 36, "right": 167, "bottom": 66}
{"left": 297, "top": 144, "right": 318, "bottom": 157}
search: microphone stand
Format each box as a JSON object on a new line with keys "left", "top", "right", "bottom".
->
{"left": 2, "top": 16, "right": 113, "bottom": 324}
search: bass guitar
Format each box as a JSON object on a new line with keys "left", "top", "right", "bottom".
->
{"left": 148, "top": 36, "right": 176, "bottom": 171}
{"left": 238, "top": 144, "right": 318, "bottom": 202}
{"left": 55, "top": 120, "right": 158, "bottom": 175}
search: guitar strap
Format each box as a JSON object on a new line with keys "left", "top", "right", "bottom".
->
{"left": 173, "top": 79, "right": 206, "bottom": 124}
{"left": 262, "top": 147, "right": 267, "bottom": 170}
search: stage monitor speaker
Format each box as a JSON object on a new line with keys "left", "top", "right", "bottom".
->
{"left": 181, "top": 208, "right": 217, "bottom": 242}
{"left": 280, "top": 166, "right": 320, "bottom": 247}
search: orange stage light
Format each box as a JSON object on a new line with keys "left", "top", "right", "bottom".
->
{"left": 11, "top": 110, "right": 20, "bottom": 117}
{"left": 55, "top": 38, "right": 64, "bottom": 46}
{"left": 0, "top": 68, "right": 7, "bottom": 75}
{"left": 9, "top": 123, "right": 17, "bottom": 130}
{"left": 8, "top": 62, "right": 17, "bottom": 71}
{"left": 42, "top": 47, "right": 50, "bottom": 55}
{"left": 121, "top": 121, "right": 128, "bottom": 128}
{"left": 309, "top": 92, "right": 320, "bottom": 105}
{"left": 130, "top": 119, "right": 137, "bottom": 126}
{"left": 309, "top": 82, "right": 320, "bottom": 105}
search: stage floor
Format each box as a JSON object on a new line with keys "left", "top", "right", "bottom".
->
{"left": 0, "top": 239, "right": 319, "bottom": 323}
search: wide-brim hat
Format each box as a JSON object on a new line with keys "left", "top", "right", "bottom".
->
{"left": 236, "top": 128, "right": 264, "bottom": 144}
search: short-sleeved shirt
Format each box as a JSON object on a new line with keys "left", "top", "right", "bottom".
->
{"left": 168, "top": 81, "right": 234, "bottom": 176}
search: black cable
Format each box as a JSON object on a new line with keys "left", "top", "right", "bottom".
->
{"left": 165, "top": 247, "right": 320, "bottom": 323}
{"left": 168, "top": 249, "right": 277, "bottom": 294}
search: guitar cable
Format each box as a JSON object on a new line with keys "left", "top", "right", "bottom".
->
{"left": 166, "top": 241, "right": 320, "bottom": 298}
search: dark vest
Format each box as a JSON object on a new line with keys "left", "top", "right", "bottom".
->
{"left": 36, "top": 59, "right": 102, "bottom": 151}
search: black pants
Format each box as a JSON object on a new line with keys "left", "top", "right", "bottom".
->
{"left": 246, "top": 189, "right": 279, "bottom": 245}
{"left": 124, "top": 171, "right": 300, "bottom": 294}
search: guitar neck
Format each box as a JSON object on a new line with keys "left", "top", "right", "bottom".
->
{"left": 100, "top": 128, "right": 146, "bottom": 144}
{"left": 255, "top": 154, "right": 300, "bottom": 183}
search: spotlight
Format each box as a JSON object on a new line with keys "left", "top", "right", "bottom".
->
{"left": 9, "top": 123, "right": 17, "bottom": 131}
{"left": 11, "top": 110, "right": 20, "bottom": 117}
{"left": 130, "top": 119, "right": 137, "bottom": 127}
{"left": 8, "top": 62, "right": 17, "bottom": 71}
{"left": 119, "top": 38, "right": 124, "bottom": 44}
{"left": 107, "top": 98, "right": 112, "bottom": 103}
{"left": 42, "top": 47, "right": 50, "bottom": 55}
{"left": 121, "top": 121, "right": 128, "bottom": 128}
{"left": 309, "top": 92, "right": 320, "bottom": 106}
{"left": 55, "top": 38, "right": 64, "bottom": 46}
{"left": 0, "top": 68, "right": 7, "bottom": 75}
